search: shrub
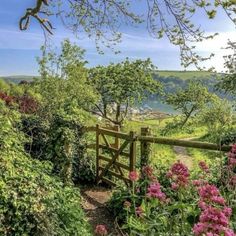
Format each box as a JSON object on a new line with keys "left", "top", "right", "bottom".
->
{"left": 0, "top": 102, "right": 92, "bottom": 235}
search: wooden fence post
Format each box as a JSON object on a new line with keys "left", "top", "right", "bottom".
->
{"left": 129, "top": 131, "right": 136, "bottom": 173}
{"left": 140, "top": 127, "right": 151, "bottom": 168}
{"left": 96, "top": 124, "right": 100, "bottom": 182}
{"left": 113, "top": 125, "right": 120, "bottom": 149}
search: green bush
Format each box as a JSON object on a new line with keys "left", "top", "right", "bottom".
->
{"left": 0, "top": 101, "right": 92, "bottom": 236}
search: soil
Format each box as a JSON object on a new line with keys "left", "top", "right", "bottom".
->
{"left": 80, "top": 185, "right": 122, "bottom": 236}
{"left": 173, "top": 145, "right": 193, "bottom": 169}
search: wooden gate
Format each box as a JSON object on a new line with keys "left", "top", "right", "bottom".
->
{"left": 95, "top": 124, "right": 137, "bottom": 186}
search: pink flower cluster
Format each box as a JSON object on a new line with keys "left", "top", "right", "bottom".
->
{"left": 135, "top": 206, "right": 144, "bottom": 217}
{"left": 228, "top": 144, "right": 236, "bottom": 170}
{"left": 167, "top": 161, "right": 190, "bottom": 190}
{"left": 193, "top": 206, "right": 235, "bottom": 236}
{"left": 199, "top": 161, "right": 209, "bottom": 173}
{"left": 95, "top": 224, "right": 108, "bottom": 236}
{"left": 129, "top": 171, "right": 139, "bottom": 182}
{"left": 142, "top": 165, "right": 157, "bottom": 181}
{"left": 192, "top": 179, "right": 208, "bottom": 187}
{"left": 198, "top": 184, "right": 225, "bottom": 208}
{"left": 147, "top": 182, "right": 166, "bottom": 201}
{"left": 193, "top": 184, "right": 235, "bottom": 236}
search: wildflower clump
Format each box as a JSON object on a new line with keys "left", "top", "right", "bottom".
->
{"left": 199, "top": 161, "right": 209, "bottom": 173}
{"left": 228, "top": 144, "right": 236, "bottom": 170}
{"left": 147, "top": 182, "right": 166, "bottom": 201}
{"left": 135, "top": 206, "right": 144, "bottom": 217}
{"left": 129, "top": 171, "right": 139, "bottom": 182}
{"left": 193, "top": 183, "right": 235, "bottom": 236}
{"left": 167, "top": 161, "right": 190, "bottom": 190}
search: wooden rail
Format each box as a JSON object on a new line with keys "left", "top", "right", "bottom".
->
{"left": 138, "top": 136, "right": 231, "bottom": 152}
{"left": 84, "top": 125, "right": 231, "bottom": 152}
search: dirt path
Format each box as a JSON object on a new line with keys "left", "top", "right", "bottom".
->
{"left": 173, "top": 137, "right": 195, "bottom": 169}
{"left": 173, "top": 145, "right": 193, "bottom": 169}
{"left": 81, "top": 185, "right": 121, "bottom": 236}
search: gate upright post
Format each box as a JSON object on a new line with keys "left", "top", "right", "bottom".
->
{"left": 140, "top": 127, "right": 151, "bottom": 169}
{"left": 129, "top": 131, "right": 136, "bottom": 173}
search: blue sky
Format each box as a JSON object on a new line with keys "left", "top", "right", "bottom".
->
{"left": 0, "top": 0, "right": 235, "bottom": 76}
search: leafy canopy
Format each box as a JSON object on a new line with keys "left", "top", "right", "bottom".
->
{"left": 166, "top": 81, "right": 214, "bottom": 127}
{"left": 89, "top": 58, "right": 161, "bottom": 125}
{"left": 19, "top": 0, "right": 236, "bottom": 69}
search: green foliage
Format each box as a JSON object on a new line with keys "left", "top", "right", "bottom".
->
{"left": 109, "top": 157, "right": 236, "bottom": 235}
{"left": 89, "top": 58, "right": 161, "bottom": 125}
{"left": 165, "top": 81, "right": 214, "bottom": 127}
{"left": 24, "top": 39, "right": 99, "bottom": 183}
{"left": 36, "top": 40, "right": 98, "bottom": 116}
{"left": 217, "top": 41, "right": 236, "bottom": 97}
{"left": 20, "top": 0, "right": 235, "bottom": 69}
{"left": 155, "top": 70, "right": 218, "bottom": 80}
{"left": 198, "top": 96, "right": 233, "bottom": 138}
{"left": 0, "top": 102, "right": 91, "bottom": 236}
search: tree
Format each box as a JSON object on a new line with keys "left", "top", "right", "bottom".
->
{"left": 165, "top": 81, "right": 214, "bottom": 127}
{"left": 36, "top": 39, "right": 98, "bottom": 117}
{"left": 217, "top": 40, "right": 236, "bottom": 96}
{"left": 23, "top": 40, "right": 98, "bottom": 183}
{"left": 199, "top": 96, "right": 233, "bottom": 134}
{"left": 89, "top": 59, "right": 161, "bottom": 126}
{"left": 19, "top": 0, "right": 236, "bottom": 69}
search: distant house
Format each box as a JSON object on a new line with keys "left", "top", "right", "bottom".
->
{"left": 143, "top": 104, "right": 153, "bottom": 111}
{"left": 129, "top": 108, "right": 140, "bottom": 115}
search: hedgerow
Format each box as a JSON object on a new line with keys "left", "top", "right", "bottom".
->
{"left": 0, "top": 101, "right": 92, "bottom": 236}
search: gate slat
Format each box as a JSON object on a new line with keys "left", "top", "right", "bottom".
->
{"left": 97, "top": 139, "right": 130, "bottom": 183}
{"left": 99, "top": 167, "right": 130, "bottom": 184}
{"left": 99, "top": 155, "right": 130, "bottom": 171}
{"left": 99, "top": 145, "right": 130, "bottom": 157}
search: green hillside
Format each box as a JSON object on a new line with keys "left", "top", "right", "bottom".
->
{"left": 156, "top": 70, "right": 220, "bottom": 80}
{"left": 1, "top": 75, "right": 40, "bottom": 84}
{"left": 1, "top": 70, "right": 222, "bottom": 84}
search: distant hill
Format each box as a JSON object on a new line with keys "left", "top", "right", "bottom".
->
{"left": 151, "top": 70, "right": 227, "bottom": 99}
{"left": 156, "top": 70, "right": 222, "bottom": 80}
{"left": 1, "top": 75, "right": 40, "bottom": 84}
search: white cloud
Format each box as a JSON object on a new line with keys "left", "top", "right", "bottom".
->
{"left": 0, "top": 27, "right": 234, "bottom": 72}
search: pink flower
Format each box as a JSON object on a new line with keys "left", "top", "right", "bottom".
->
{"left": 167, "top": 161, "right": 190, "bottom": 189}
{"left": 129, "top": 171, "right": 139, "bottom": 182}
{"left": 193, "top": 206, "right": 234, "bottom": 235}
{"left": 199, "top": 161, "right": 209, "bottom": 173}
{"left": 171, "top": 183, "right": 179, "bottom": 190}
{"left": 135, "top": 206, "right": 144, "bottom": 217}
{"left": 136, "top": 187, "right": 140, "bottom": 193}
{"left": 192, "top": 179, "right": 208, "bottom": 187}
{"left": 223, "top": 207, "right": 232, "bottom": 218}
{"left": 227, "top": 145, "right": 236, "bottom": 170}
{"left": 166, "top": 171, "right": 173, "bottom": 178}
{"left": 95, "top": 224, "right": 108, "bottom": 236}
{"left": 198, "top": 201, "right": 207, "bottom": 210}
{"left": 193, "top": 183, "right": 235, "bottom": 236}
{"left": 170, "top": 161, "right": 189, "bottom": 177}
{"left": 147, "top": 182, "right": 166, "bottom": 201}
{"left": 142, "top": 166, "right": 153, "bottom": 178}
{"left": 198, "top": 184, "right": 226, "bottom": 207}
{"left": 192, "top": 180, "right": 202, "bottom": 186}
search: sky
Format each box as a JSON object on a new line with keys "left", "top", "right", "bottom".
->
{"left": 0, "top": 0, "right": 235, "bottom": 76}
